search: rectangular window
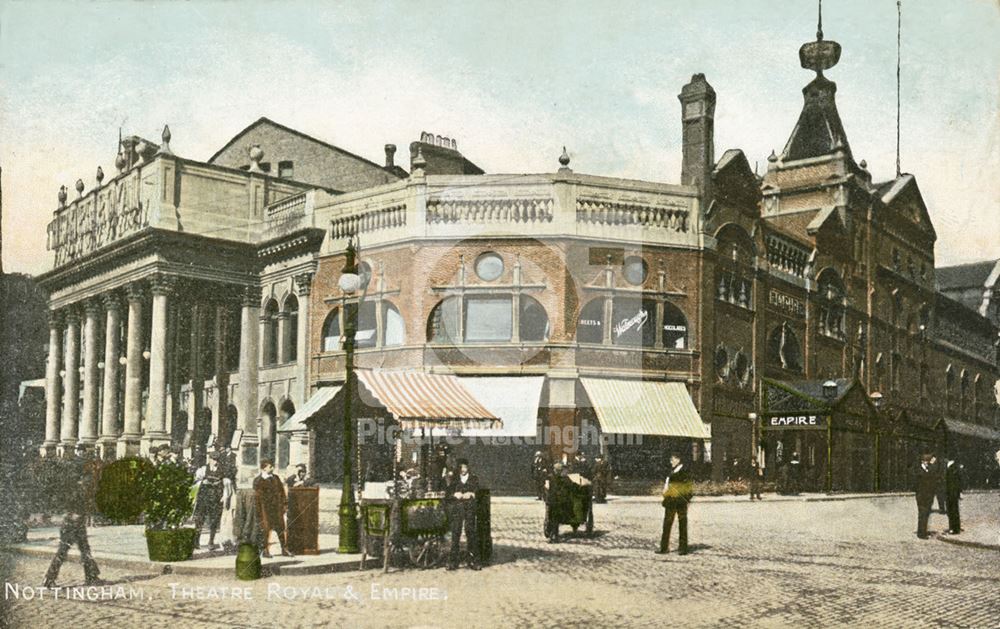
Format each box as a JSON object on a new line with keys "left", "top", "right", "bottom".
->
{"left": 464, "top": 297, "right": 512, "bottom": 342}
{"left": 278, "top": 160, "right": 294, "bottom": 179}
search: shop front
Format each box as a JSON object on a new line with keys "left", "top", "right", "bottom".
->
{"left": 760, "top": 379, "right": 879, "bottom": 493}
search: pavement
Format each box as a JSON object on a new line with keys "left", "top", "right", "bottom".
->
{"left": 2, "top": 491, "right": 998, "bottom": 628}
{"left": 4, "top": 489, "right": 996, "bottom": 579}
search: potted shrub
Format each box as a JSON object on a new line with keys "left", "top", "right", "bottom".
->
{"left": 139, "top": 460, "right": 198, "bottom": 562}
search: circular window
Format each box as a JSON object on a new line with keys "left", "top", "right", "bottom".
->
{"left": 714, "top": 347, "right": 730, "bottom": 381}
{"left": 623, "top": 256, "right": 648, "bottom": 286}
{"left": 474, "top": 252, "right": 504, "bottom": 282}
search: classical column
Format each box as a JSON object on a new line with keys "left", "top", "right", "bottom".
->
{"left": 238, "top": 286, "right": 261, "bottom": 477}
{"left": 294, "top": 272, "right": 313, "bottom": 406}
{"left": 144, "top": 274, "right": 174, "bottom": 450}
{"left": 99, "top": 293, "right": 122, "bottom": 458}
{"left": 119, "top": 283, "right": 145, "bottom": 457}
{"left": 42, "top": 311, "right": 63, "bottom": 456}
{"left": 79, "top": 299, "right": 102, "bottom": 449}
{"left": 212, "top": 300, "right": 230, "bottom": 440}
{"left": 60, "top": 307, "right": 81, "bottom": 451}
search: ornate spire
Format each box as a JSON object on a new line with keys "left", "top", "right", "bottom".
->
{"left": 158, "top": 125, "right": 173, "bottom": 155}
{"left": 799, "top": 0, "right": 840, "bottom": 77}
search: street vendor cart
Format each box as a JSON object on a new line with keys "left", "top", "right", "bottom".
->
{"left": 353, "top": 369, "right": 502, "bottom": 571}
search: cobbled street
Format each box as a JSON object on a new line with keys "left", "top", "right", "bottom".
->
{"left": 2, "top": 493, "right": 998, "bottom": 628}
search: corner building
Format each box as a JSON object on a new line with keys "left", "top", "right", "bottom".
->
{"left": 36, "top": 27, "right": 999, "bottom": 491}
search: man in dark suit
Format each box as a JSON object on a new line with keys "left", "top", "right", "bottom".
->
{"left": 914, "top": 453, "right": 938, "bottom": 539}
{"left": 944, "top": 458, "right": 963, "bottom": 534}
{"left": 253, "top": 459, "right": 293, "bottom": 558}
{"left": 44, "top": 468, "right": 101, "bottom": 588}
{"left": 446, "top": 458, "right": 480, "bottom": 570}
{"left": 658, "top": 453, "right": 693, "bottom": 555}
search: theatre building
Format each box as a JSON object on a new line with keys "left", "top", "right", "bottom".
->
{"left": 34, "top": 19, "right": 999, "bottom": 492}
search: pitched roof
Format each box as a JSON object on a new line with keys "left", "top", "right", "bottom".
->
{"left": 780, "top": 76, "right": 852, "bottom": 162}
{"left": 207, "top": 116, "right": 396, "bottom": 175}
{"left": 935, "top": 259, "right": 1000, "bottom": 290}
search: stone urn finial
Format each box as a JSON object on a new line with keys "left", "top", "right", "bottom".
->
{"left": 75, "top": 179, "right": 85, "bottom": 198}
{"left": 135, "top": 139, "right": 149, "bottom": 165}
{"left": 159, "top": 125, "right": 173, "bottom": 155}
{"left": 115, "top": 149, "right": 126, "bottom": 173}
{"left": 96, "top": 166, "right": 104, "bottom": 186}
{"left": 58, "top": 185, "right": 68, "bottom": 207}
{"left": 248, "top": 144, "right": 264, "bottom": 172}
{"left": 411, "top": 146, "right": 427, "bottom": 173}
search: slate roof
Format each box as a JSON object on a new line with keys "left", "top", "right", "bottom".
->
{"left": 935, "top": 260, "right": 999, "bottom": 291}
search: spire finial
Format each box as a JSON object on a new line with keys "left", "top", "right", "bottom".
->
{"left": 558, "top": 146, "right": 572, "bottom": 172}
{"left": 817, "top": 0, "right": 824, "bottom": 41}
{"left": 412, "top": 146, "right": 427, "bottom": 173}
{"left": 158, "top": 125, "right": 172, "bottom": 155}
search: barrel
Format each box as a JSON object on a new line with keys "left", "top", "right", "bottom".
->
{"left": 235, "top": 543, "right": 261, "bottom": 580}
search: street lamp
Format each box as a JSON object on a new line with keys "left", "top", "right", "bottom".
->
{"left": 870, "top": 391, "right": 883, "bottom": 410}
{"left": 336, "top": 236, "right": 369, "bottom": 554}
{"left": 822, "top": 380, "right": 838, "bottom": 401}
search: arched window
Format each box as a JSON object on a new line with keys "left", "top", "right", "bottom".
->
{"left": 767, "top": 323, "right": 802, "bottom": 372}
{"left": 662, "top": 302, "right": 688, "bottom": 349}
{"left": 284, "top": 294, "right": 299, "bottom": 363}
{"left": 817, "top": 268, "right": 846, "bottom": 338}
{"left": 356, "top": 301, "right": 378, "bottom": 349}
{"left": 427, "top": 297, "right": 461, "bottom": 343}
{"left": 426, "top": 295, "right": 550, "bottom": 343}
{"left": 611, "top": 297, "right": 657, "bottom": 347}
{"left": 576, "top": 299, "right": 604, "bottom": 344}
{"left": 322, "top": 308, "right": 341, "bottom": 352}
{"left": 519, "top": 295, "right": 550, "bottom": 342}
{"left": 715, "top": 224, "right": 755, "bottom": 309}
{"left": 383, "top": 302, "right": 405, "bottom": 347}
{"left": 262, "top": 299, "right": 279, "bottom": 365}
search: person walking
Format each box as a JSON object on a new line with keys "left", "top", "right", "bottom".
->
{"left": 914, "top": 453, "right": 937, "bottom": 539}
{"left": 749, "top": 456, "right": 764, "bottom": 500}
{"left": 531, "top": 451, "right": 548, "bottom": 501}
{"left": 446, "top": 459, "right": 480, "bottom": 570}
{"left": 944, "top": 458, "right": 963, "bottom": 535}
{"left": 657, "top": 453, "right": 693, "bottom": 555}
{"left": 44, "top": 470, "right": 101, "bottom": 587}
{"left": 593, "top": 455, "right": 611, "bottom": 503}
{"left": 193, "top": 453, "right": 225, "bottom": 550}
{"left": 253, "top": 459, "right": 293, "bottom": 558}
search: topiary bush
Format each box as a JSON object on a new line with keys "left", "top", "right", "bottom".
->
{"left": 138, "top": 462, "right": 195, "bottom": 530}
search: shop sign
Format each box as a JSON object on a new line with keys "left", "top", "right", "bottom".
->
{"left": 762, "top": 414, "right": 828, "bottom": 429}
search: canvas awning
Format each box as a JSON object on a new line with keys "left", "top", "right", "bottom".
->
{"left": 356, "top": 369, "right": 500, "bottom": 431}
{"left": 422, "top": 376, "right": 544, "bottom": 437}
{"left": 580, "top": 378, "right": 709, "bottom": 438}
{"left": 277, "top": 386, "right": 342, "bottom": 432}
{"left": 941, "top": 418, "right": 1000, "bottom": 442}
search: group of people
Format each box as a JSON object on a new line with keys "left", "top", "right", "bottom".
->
{"left": 532, "top": 450, "right": 612, "bottom": 503}
{"left": 914, "top": 453, "right": 963, "bottom": 539}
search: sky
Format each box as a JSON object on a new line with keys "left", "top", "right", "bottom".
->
{"left": 1, "top": 0, "right": 998, "bottom": 275}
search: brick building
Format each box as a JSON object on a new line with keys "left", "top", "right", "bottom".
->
{"left": 34, "top": 23, "right": 999, "bottom": 491}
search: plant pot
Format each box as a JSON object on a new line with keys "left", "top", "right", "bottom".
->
{"left": 145, "top": 527, "right": 198, "bottom": 562}
{"left": 235, "top": 543, "right": 262, "bottom": 580}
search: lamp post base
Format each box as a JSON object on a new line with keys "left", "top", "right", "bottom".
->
{"left": 337, "top": 499, "right": 359, "bottom": 554}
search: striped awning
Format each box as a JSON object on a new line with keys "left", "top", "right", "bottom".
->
{"left": 277, "top": 386, "right": 342, "bottom": 432}
{"left": 356, "top": 369, "right": 500, "bottom": 430}
{"left": 580, "top": 378, "right": 708, "bottom": 438}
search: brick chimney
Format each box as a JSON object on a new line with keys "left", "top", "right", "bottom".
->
{"left": 678, "top": 73, "right": 716, "bottom": 199}
{"left": 384, "top": 144, "right": 396, "bottom": 168}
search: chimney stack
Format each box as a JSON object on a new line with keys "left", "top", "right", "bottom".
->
{"left": 384, "top": 144, "right": 396, "bottom": 168}
{"left": 678, "top": 73, "right": 716, "bottom": 199}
